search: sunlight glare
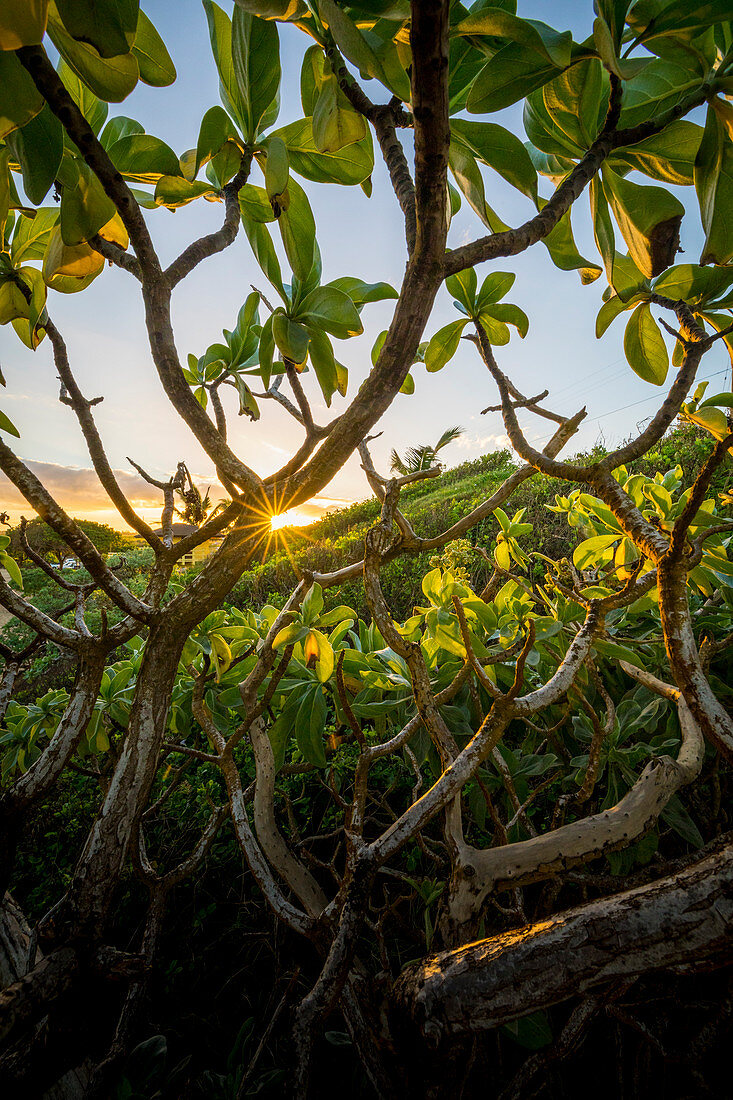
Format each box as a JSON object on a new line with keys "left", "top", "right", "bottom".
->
{"left": 270, "top": 509, "right": 316, "bottom": 531}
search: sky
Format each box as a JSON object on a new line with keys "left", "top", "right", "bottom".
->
{"left": 0, "top": 0, "right": 730, "bottom": 530}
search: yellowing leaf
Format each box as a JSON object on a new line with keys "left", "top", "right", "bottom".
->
{"left": 0, "top": 0, "right": 48, "bottom": 50}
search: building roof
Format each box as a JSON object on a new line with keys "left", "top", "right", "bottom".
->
{"left": 133, "top": 524, "right": 225, "bottom": 542}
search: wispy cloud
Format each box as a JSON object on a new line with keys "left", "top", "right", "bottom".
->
{"left": 456, "top": 432, "right": 511, "bottom": 452}
{"left": 0, "top": 460, "right": 350, "bottom": 528}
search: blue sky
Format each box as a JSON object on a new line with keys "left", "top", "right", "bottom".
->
{"left": 0, "top": 0, "right": 729, "bottom": 528}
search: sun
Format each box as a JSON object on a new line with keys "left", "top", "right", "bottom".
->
{"left": 270, "top": 509, "right": 316, "bottom": 531}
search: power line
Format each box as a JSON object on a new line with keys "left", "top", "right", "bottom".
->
{"left": 528, "top": 365, "right": 731, "bottom": 451}
{"left": 588, "top": 367, "right": 729, "bottom": 423}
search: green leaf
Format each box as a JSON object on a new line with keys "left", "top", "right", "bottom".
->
{"left": 0, "top": 549, "right": 23, "bottom": 588}
{"left": 234, "top": 0, "right": 308, "bottom": 19}
{"left": 446, "top": 267, "right": 477, "bottom": 316}
{"left": 108, "top": 133, "right": 183, "bottom": 183}
{"left": 477, "top": 271, "right": 515, "bottom": 309}
{"left": 272, "top": 312, "right": 309, "bottom": 364}
{"left": 502, "top": 1011, "right": 552, "bottom": 1051}
{"left": 295, "top": 685, "right": 327, "bottom": 768}
{"left": 300, "top": 286, "right": 363, "bottom": 339}
{"left": 318, "top": 604, "right": 356, "bottom": 629}
{"left": 694, "top": 101, "right": 733, "bottom": 266}
{"left": 230, "top": 374, "right": 260, "bottom": 420}
{"left": 272, "top": 621, "right": 308, "bottom": 649}
{"left": 312, "top": 72, "right": 366, "bottom": 153}
{"left": 661, "top": 794, "right": 703, "bottom": 848}
{"left": 593, "top": 13, "right": 649, "bottom": 80}
{"left": 0, "top": 277, "right": 30, "bottom": 325}
{"left": 239, "top": 183, "right": 276, "bottom": 222}
{"left": 203, "top": 0, "right": 249, "bottom": 136}
{"left": 592, "top": 637, "right": 645, "bottom": 669}
{"left": 685, "top": 403, "right": 731, "bottom": 441}
{"left": 307, "top": 326, "right": 339, "bottom": 405}
{"left": 265, "top": 135, "right": 289, "bottom": 198}
{"left": 602, "top": 165, "right": 684, "bottom": 279}
{"left": 240, "top": 217, "right": 284, "bottom": 298}
{"left": 154, "top": 177, "right": 215, "bottom": 208}
{"left": 269, "top": 118, "right": 373, "bottom": 185}
{"left": 267, "top": 693, "right": 300, "bottom": 771}
{"left": 611, "top": 121, "right": 702, "bottom": 185}
{"left": 100, "top": 115, "right": 144, "bottom": 149}
{"left": 47, "top": 6, "right": 140, "bottom": 102}
{"left": 590, "top": 176, "right": 615, "bottom": 283}
{"left": 0, "top": 148, "right": 10, "bottom": 244}
{"left": 540, "top": 200, "right": 602, "bottom": 283}
{"left": 453, "top": 10, "right": 573, "bottom": 69}
{"left": 58, "top": 59, "right": 108, "bottom": 135}
{"left": 195, "top": 105, "right": 242, "bottom": 175}
{"left": 258, "top": 313, "right": 276, "bottom": 388}
{"left": 42, "top": 225, "right": 105, "bottom": 286}
{"left": 0, "top": 409, "right": 20, "bottom": 439}
{"left": 466, "top": 43, "right": 565, "bottom": 114}
{"left": 617, "top": 59, "right": 701, "bottom": 130}
{"left": 133, "top": 10, "right": 176, "bottom": 87}
{"left": 425, "top": 319, "right": 468, "bottom": 372}
{"left": 231, "top": 6, "right": 281, "bottom": 141}
{"left": 301, "top": 44, "right": 323, "bottom": 117}
{"left": 277, "top": 177, "right": 315, "bottom": 281}
{"left": 206, "top": 140, "right": 244, "bottom": 188}
{"left": 609, "top": 252, "right": 650, "bottom": 302}
{"left": 596, "top": 293, "right": 636, "bottom": 337}
{"left": 11, "top": 208, "right": 59, "bottom": 264}
{"left": 318, "top": 0, "right": 410, "bottom": 101}
{"left": 449, "top": 140, "right": 508, "bottom": 232}
{"left": 18, "top": 265, "right": 46, "bottom": 335}
{"left": 595, "top": 0, "right": 632, "bottom": 51}
{"left": 55, "top": 0, "right": 138, "bottom": 59}
{"left": 629, "top": 0, "right": 733, "bottom": 44}
{"left": 6, "top": 105, "right": 63, "bottom": 205}
{"left": 0, "top": 0, "right": 48, "bottom": 50}
{"left": 624, "top": 302, "right": 669, "bottom": 385}
{"left": 486, "top": 302, "right": 529, "bottom": 337}
{"left": 301, "top": 582, "right": 324, "bottom": 624}
{"left": 450, "top": 118, "right": 538, "bottom": 201}
{"left": 573, "top": 533, "right": 620, "bottom": 569}
{"left": 524, "top": 87, "right": 584, "bottom": 158}
{"left": 478, "top": 314, "right": 510, "bottom": 346}
{"left": 325, "top": 276, "right": 398, "bottom": 308}
{"left": 651, "top": 263, "right": 733, "bottom": 306}
{"left": 0, "top": 51, "right": 44, "bottom": 139}
{"left": 60, "top": 160, "right": 116, "bottom": 245}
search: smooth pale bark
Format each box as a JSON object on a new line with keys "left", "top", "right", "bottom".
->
{"left": 659, "top": 556, "right": 733, "bottom": 761}
{"left": 444, "top": 693, "right": 703, "bottom": 931}
{"left": 248, "top": 716, "right": 327, "bottom": 917}
{"left": 393, "top": 841, "right": 733, "bottom": 1044}
{"left": 65, "top": 626, "right": 185, "bottom": 933}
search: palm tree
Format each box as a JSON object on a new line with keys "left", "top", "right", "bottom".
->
{"left": 390, "top": 425, "right": 464, "bottom": 475}
{"left": 174, "top": 464, "right": 228, "bottom": 526}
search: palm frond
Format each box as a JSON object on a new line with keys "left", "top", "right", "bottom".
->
{"left": 390, "top": 448, "right": 409, "bottom": 475}
{"left": 433, "top": 426, "right": 464, "bottom": 452}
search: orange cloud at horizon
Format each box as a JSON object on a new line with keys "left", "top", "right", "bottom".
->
{"left": 0, "top": 459, "right": 351, "bottom": 531}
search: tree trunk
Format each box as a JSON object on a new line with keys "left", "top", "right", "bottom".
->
{"left": 0, "top": 895, "right": 89, "bottom": 1099}
{"left": 392, "top": 843, "right": 733, "bottom": 1046}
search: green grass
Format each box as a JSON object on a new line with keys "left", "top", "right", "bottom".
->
{"left": 215, "top": 423, "right": 730, "bottom": 620}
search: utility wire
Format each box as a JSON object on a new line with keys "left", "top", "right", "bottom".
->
{"left": 528, "top": 365, "right": 731, "bottom": 451}
{"left": 587, "top": 366, "right": 729, "bottom": 424}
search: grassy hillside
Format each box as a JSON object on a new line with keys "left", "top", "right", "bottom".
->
{"left": 227, "top": 423, "right": 724, "bottom": 620}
